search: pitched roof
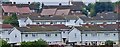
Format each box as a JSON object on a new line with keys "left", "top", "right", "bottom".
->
{"left": 16, "top": 25, "right": 70, "bottom": 32}
{"left": 2, "top": 4, "right": 31, "bottom": 14}
{"left": 64, "top": 15, "right": 79, "bottom": 20}
{"left": 0, "top": 24, "right": 13, "bottom": 28}
{"left": 43, "top": 5, "right": 71, "bottom": 9}
{"left": 40, "top": 8, "right": 57, "bottom": 15}
{"left": 71, "top": 1, "right": 85, "bottom": 11}
{"left": 80, "top": 12, "right": 119, "bottom": 22}
{"left": 17, "top": 14, "right": 80, "bottom": 21}
{"left": 75, "top": 24, "right": 119, "bottom": 31}
{"left": 29, "top": 15, "right": 66, "bottom": 21}
{"left": 2, "top": 5, "right": 19, "bottom": 13}
{"left": 93, "top": 12, "right": 119, "bottom": 20}
{"left": 55, "top": 9, "right": 70, "bottom": 15}
{"left": 18, "top": 7, "right": 31, "bottom": 14}
{"left": 79, "top": 16, "right": 92, "bottom": 22}
{"left": 43, "top": 1, "right": 85, "bottom": 11}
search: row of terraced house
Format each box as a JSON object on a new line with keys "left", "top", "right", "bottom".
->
{"left": 0, "top": 1, "right": 120, "bottom": 46}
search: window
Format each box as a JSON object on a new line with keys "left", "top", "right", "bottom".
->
{"left": 114, "top": 42, "right": 116, "bottom": 44}
{"left": 41, "top": 22, "right": 45, "bottom": 24}
{"left": 6, "top": 38, "right": 9, "bottom": 41}
{"left": 50, "top": 22, "right": 53, "bottom": 24}
{"left": 15, "top": 35, "right": 17, "bottom": 38}
{"left": 66, "top": 20, "right": 70, "bottom": 22}
{"left": 91, "top": 33, "right": 97, "bottom": 37}
{"left": 53, "top": 22, "right": 57, "bottom": 24}
{"left": 60, "top": 22, "right": 62, "bottom": 24}
{"left": 25, "top": 34, "right": 28, "bottom": 37}
{"left": 46, "top": 34, "right": 51, "bottom": 37}
{"left": 55, "top": 34, "right": 57, "bottom": 36}
{"left": 36, "top": 22, "right": 39, "bottom": 24}
{"left": 2, "top": 31, "right": 4, "bottom": 33}
{"left": 113, "top": 34, "right": 116, "bottom": 36}
{"left": 85, "top": 34, "right": 87, "bottom": 36}
{"left": 32, "top": 34, "right": 35, "bottom": 37}
{"left": 104, "top": 33, "right": 109, "bottom": 36}
{"left": 63, "top": 31, "right": 65, "bottom": 33}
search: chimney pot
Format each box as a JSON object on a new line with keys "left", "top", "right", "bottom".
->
{"left": 13, "top": 2, "right": 16, "bottom": 4}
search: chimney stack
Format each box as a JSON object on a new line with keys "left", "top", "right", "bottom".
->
{"left": 13, "top": 2, "right": 16, "bottom": 4}
{"left": 28, "top": 2, "right": 30, "bottom": 5}
{"left": 59, "top": 3, "right": 62, "bottom": 6}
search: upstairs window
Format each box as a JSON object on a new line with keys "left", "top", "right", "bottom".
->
{"left": 113, "top": 34, "right": 116, "bottom": 36}
{"left": 91, "top": 33, "right": 97, "bottom": 37}
{"left": 85, "top": 34, "right": 87, "bottom": 36}
{"left": 104, "top": 33, "right": 110, "bottom": 36}
{"left": 25, "top": 34, "right": 28, "bottom": 37}
{"left": 46, "top": 34, "right": 51, "bottom": 37}
{"left": 15, "top": 35, "right": 17, "bottom": 38}
{"left": 55, "top": 34, "right": 57, "bottom": 36}
{"left": 32, "top": 34, "right": 36, "bottom": 37}
{"left": 66, "top": 20, "right": 70, "bottom": 22}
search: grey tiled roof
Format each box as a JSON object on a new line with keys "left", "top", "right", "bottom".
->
{"left": 75, "top": 24, "right": 119, "bottom": 31}
{"left": 80, "top": 12, "right": 119, "bottom": 22}
{"left": 29, "top": 15, "right": 66, "bottom": 21}
{"left": 16, "top": 25, "right": 70, "bottom": 32}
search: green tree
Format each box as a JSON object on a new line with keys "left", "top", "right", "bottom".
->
{"left": 90, "top": 8, "right": 96, "bottom": 17}
{"left": 21, "top": 39, "right": 48, "bottom": 47}
{"left": 0, "top": 39, "right": 10, "bottom": 47}
{"left": 86, "top": 3, "right": 95, "bottom": 12}
{"left": 105, "top": 40, "right": 114, "bottom": 46}
{"left": 30, "top": 2, "right": 40, "bottom": 12}
{"left": 95, "top": 2, "right": 114, "bottom": 13}
{"left": 3, "top": 13, "right": 19, "bottom": 27}
{"left": 81, "top": 7, "right": 88, "bottom": 16}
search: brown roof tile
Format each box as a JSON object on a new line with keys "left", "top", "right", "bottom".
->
{"left": 18, "top": 7, "right": 31, "bottom": 14}
{"left": 0, "top": 24, "right": 13, "bottom": 28}
{"left": 40, "top": 8, "right": 57, "bottom": 15}
{"left": 55, "top": 9, "right": 70, "bottom": 15}
{"left": 2, "top": 5, "right": 19, "bottom": 13}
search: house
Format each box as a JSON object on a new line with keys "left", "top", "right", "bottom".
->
{"left": 17, "top": 15, "right": 66, "bottom": 27}
{"left": 8, "top": 25, "right": 71, "bottom": 45}
{"left": 65, "top": 15, "right": 84, "bottom": 26}
{"left": 2, "top": 5, "right": 19, "bottom": 16}
{"left": 17, "top": 14, "right": 86, "bottom": 27}
{"left": 2, "top": 4, "right": 31, "bottom": 16}
{"left": 79, "top": 12, "right": 119, "bottom": 24}
{"left": 43, "top": 1, "right": 85, "bottom": 15}
{"left": 69, "top": 24, "right": 119, "bottom": 45}
{"left": 0, "top": 24, "right": 13, "bottom": 42}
